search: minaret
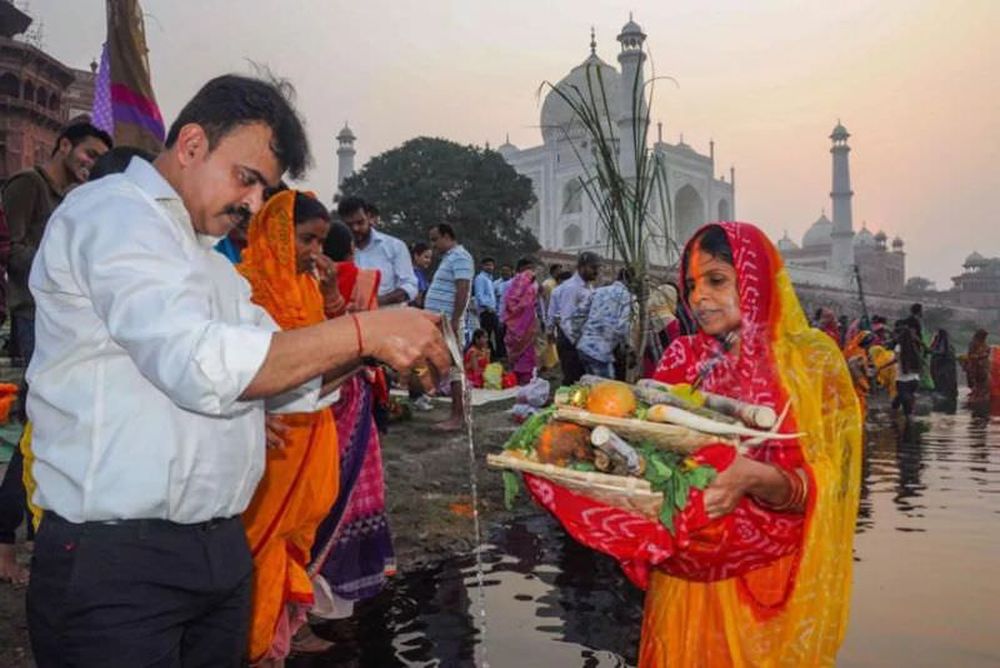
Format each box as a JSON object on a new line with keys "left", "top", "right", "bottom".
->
{"left": 616, "top": 14, "right": 648, "bottom": 178}
{"left": 829, "top": 120, "right": 855, "bottom": 272}
{"left": 336, "top": 122, "right": 356, "bottom": 193}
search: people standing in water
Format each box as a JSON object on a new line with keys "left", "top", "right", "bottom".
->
{"left": 929, "top": 329, "right": 958, "bottom": 404}
{"left": 962, "top": 329, "right": 991, "bottom": 403}
{"left": 892, "top": 324, "right": 923, "bottom": 418}
{"left": 237, "top": 190, "right": 344, "bottom": 664}
{"left": 501, "top": 258, "right": 540, "bottom": 385}
{"left": 302, "top": 219, "right": 397, "bottom": 649}
{"left": 525, "top": 223, "right": 861, "bottom": 666}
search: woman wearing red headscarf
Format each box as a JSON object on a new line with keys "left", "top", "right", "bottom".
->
{"left": 525, "top": 222, "right": 862, "bottom": 666}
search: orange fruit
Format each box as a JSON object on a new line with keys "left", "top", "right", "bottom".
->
{"left": 585, "top": 381, "right": 637, "bottom": 418}
{"left": 536, "top": 422, "right": 593, "bottom": 466}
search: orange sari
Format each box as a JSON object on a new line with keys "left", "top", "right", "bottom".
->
{"left": 238, "top": 191, "right": 339, "bottom": 663}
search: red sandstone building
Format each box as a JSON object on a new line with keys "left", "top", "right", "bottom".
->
{"left": 0, "top": 1, "right": 94, "bottom": 182}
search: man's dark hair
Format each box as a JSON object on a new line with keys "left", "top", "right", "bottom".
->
{"left": 324, "top": 221, "right": 354, "bottom": 261}
{"left": 910, "top": 303, "right": 923, "bottom": 317}
{"left": 578, "top": 251, "right": 601, "bottom": 269}
{"left": 555, "top": 269, "right": 573, "bottom": 282}
{"left": 88, "top": 145, "right": 154, "bottom": 181}
{"left": 549, "top": 263, "right": 563, "bottom": 276}
{"left": 411, "top": 241, "right": 430, "bottom": 257}
{"left": 364, "top": 202, "right": 380, "bottom": 218}
{"left": 53, "top": 122, "right": 113, "bottom": 157}
{"left": 293, "top": 192, "right": 330, "bottom": 225}
{"left": 432, "top": 223, "right": 456, "bottom": 240}
{"left": 481, "top": 257, "right": 496, "bottom": 266}
{"left": 165, "top": 74, "right": 310, "bottom": 179}
{"left": 516, "top": 257, "right": 535, "bottom": 271}
{"left": 337, "top": 195, "right": 368, "bottom": 219}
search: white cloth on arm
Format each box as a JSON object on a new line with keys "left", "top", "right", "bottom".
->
{"left": 354, "top": 229, "right": 418, "bottom": 301}
{"left": 26, "top": 157, "right": 328, "bottom": 524}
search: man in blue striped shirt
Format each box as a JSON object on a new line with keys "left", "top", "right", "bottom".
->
{"left": 425, "top": 223, "right": 475, "bottom": 430}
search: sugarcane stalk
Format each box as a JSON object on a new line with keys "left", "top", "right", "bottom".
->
{"left": 554, "top": 406, "right": 730, "bottom": 450}
{"left": 645, "top": 404, "right": 801, "bottom": 440}
{"left": 637, "top": 379, "right": 778, "bottom": 429}
{"left": 591, "top": 426, "right": 646, "bottom": 476}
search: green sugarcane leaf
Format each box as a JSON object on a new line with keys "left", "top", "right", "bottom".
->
{"left": 503, "top": 470, "right": 521, "bottom": 510}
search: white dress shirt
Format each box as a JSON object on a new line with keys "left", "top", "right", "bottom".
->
{"left": 546, "top": 272, "right": 591, "bottom": 338}
{"left": 27, "top": 157, "right": 330, "bottom": 524}
{"left": 354, "top": 229, "right": 418, "bottom": 301}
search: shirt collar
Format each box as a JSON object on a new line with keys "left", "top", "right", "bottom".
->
{"left": 124, "top": 157, "right": 224, "bottom": 249}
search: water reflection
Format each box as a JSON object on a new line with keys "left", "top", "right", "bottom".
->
{"left": 292, "top": 396, "right": 1000, "bottom": 667}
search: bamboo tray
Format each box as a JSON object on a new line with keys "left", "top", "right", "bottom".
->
{"left": 553, "top": 406, "right": 735, "bottom": 452}
{"left": 487, "top": 451, "right": 661, "bottom": 519}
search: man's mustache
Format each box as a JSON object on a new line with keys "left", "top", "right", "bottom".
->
{"left": 223, "top": 205, "right": 251, "bottom": 227}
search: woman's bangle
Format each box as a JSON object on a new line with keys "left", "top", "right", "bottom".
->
{"left": 755, "top": 467, "right": 807, "bottom": 513}
{"left": 349, "top": 313, "right": 364, "bottom": 358}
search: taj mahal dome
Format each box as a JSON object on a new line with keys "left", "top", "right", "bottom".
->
{"left": 495, "top": 16, "right": 734, "bottom": 266}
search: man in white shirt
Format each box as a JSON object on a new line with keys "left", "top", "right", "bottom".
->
{"left": 24, "top": 74, "right": 450, "bottom": 667}
{"left": 338, "top": 196, "right": 418, "bottom": 307}
{"left": 546, "top": 251, "right": 601, "bottom": 384}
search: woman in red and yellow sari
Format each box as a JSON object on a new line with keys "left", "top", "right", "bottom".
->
{"left": 526, "top": 222, "right": 862, "bottom": 666}
{"left": 238, "top": 190, "right": 343, "bottom": 665}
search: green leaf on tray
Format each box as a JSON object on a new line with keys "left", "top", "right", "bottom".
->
{"left": 504, "top": 406, "right": 556, "bottom": 452}
{"left": 503, "top": 470, "right": 521, "bottom": 510}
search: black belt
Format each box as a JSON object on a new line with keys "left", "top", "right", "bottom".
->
{"left": 44, "top": 511, "right": 236, "bottom": 532}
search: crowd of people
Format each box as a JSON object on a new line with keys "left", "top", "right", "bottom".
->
{"left": 812, "top": 302, "right": 996, "bottom": 418}
{"left": 0, "top": 70, "right": 994, "bottom": 668}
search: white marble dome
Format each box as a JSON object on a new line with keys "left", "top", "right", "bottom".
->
{"left": 777, "top": 231, "right": 799, "bottom": 252}
{"left": 802, "top": 212, "right": 834, "bottom": 248}
{"left": 853, "top": 224, "right": 876, "bottom": 247}
{"left": 540, "top": 52, "right": 622, "bottom": 144}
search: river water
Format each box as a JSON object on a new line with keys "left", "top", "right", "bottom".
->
{"left": 295, "top": 398, "right": 1000, "bottom": 667}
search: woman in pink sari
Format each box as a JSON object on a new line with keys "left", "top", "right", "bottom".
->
{"left": 502, "top": 258, "right": 539, "bottom": 385}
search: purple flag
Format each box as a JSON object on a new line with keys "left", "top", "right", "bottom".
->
{"left": 91, "top": 42, "right": 113, "bottom": 134}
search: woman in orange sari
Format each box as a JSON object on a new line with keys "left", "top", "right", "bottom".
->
{"left": 526, "top": 222, "right": 861, "bottom": 666}
{"left": 238, "top": 190, "right": 343, "bottom": 665}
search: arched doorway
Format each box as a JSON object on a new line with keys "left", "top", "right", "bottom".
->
{"left": 563, "top": 223, "right": 582, "bottom": 248}
{"left": 674, "top": 185, "right": 705, "bottom": 244}
{"left": 717, "top": 199, "right": 731, "bottom": 222}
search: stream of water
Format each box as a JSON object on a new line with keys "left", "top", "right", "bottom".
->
{"left": 294, "top": 397, "right": 1000, "bottom": 667}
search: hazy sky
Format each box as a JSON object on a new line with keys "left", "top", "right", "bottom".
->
{"left": 34, "top": 0, "right": 999, "bottom": 287}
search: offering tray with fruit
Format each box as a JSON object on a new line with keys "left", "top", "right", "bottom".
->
{"left": 487, "top": 376, "right": 800, "bottom": 531}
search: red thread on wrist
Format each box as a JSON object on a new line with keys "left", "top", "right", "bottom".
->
{"left": 350, "top": 313, "right": 364, "bottom": 358}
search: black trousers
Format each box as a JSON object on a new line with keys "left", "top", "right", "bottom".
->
{"left": 556, "top": 328, "right": 586, "bottom": 385}
{"left": 479, "top": 309, "right": 503, "bottom": 359}
{"left": 0, "top": 313, "right": 34, "bottom": 544}
{"left": 28, "top": 513, "right": 252, "bottom": 668}
{"left": 0, "top": 446, "right": 32, "bottom": 543}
